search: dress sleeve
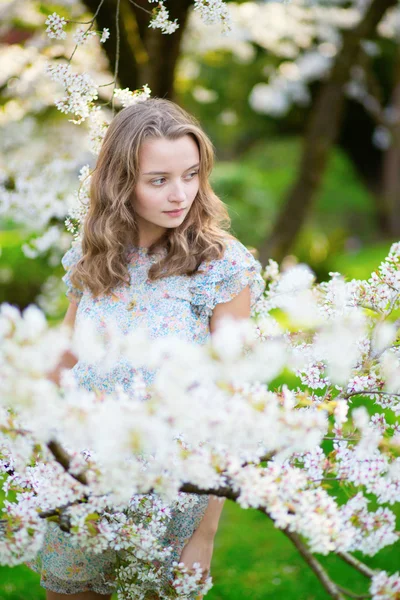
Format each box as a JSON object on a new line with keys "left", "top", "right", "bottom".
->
{"left": 61, "top": 240, "right": 84, "bottom": 304}
{"left": 189, "top": 237, "right": 266, "bottom": 320}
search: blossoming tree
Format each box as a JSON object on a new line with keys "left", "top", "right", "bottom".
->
{"left": 1, "top": 2, "right": 400, "bottom": 598}
{"left": 1, "top": 248, "right": 400, "bottom": 599}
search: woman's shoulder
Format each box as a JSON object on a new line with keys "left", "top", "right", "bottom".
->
{"left": 198, "top": 234, "right": 262, "bottom": 278}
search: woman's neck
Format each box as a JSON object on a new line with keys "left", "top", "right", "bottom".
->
{"left": 135, "top": 221, "right": 167, "bottom": 249}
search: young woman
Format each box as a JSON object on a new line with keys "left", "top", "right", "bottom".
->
{"left": 29, "top": 98, "right": 266, "bottom": 599}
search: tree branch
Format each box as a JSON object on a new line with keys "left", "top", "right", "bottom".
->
{"left": 337, "top": 552, "right": 377, "bottom": 579}
{"left": 180, "top": 482, "right": 239, "bottom": 501}
{"left": 180, "top": 485, "right": 370, "bottom": 600}
{"left": 16, "top": 440, "right": 381, "bottom": 600}
{"left": 47, "top": 440, "right": 88, "bottom": 486}
{"left": 278, "top": 527, "right": 347, "bottom": 600}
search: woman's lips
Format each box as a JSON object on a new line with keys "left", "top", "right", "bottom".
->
{"left": 163, "top": 208, "right": 185, "bottom": 217}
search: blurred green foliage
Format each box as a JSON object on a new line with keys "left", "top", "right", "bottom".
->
{"left": 211, "top": 136, "right": 379, "bottom": 280}
{"left": 0, "top": 229, "right": 60, "bottom": 310}
{"left": 177, "top": 49, "right": 304, "bottom": 158}
{"left": 0, "top": 135, "right": 394, "bottom": 313}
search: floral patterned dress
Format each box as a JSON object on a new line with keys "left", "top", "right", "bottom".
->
{"left": 28, "top": 236, "right": 266, "bottom": 595}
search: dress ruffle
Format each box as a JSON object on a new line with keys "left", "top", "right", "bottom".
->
{"left": 187, "top": 237, "right": 266, "bottom": 321}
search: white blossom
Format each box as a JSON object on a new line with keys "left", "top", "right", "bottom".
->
{"left": 149, "top": 3, "right": 179, "bottom": 35}
{"left": 113, "top": 84, "right": 152, "bottom": 108}
{"left": 370, "top": 570, "right": 400, "bottom": 599}
{"left": 72, "top": 27, "right": 97, "bottom": 46}
{"left": 100, "top": 28, "right": 110, "bottom": 43}
{"left": 45, "top": 12, "right": 67, "bottom": 40}
{"left": 46, "top": 63, "right": 98, "bottom": 123}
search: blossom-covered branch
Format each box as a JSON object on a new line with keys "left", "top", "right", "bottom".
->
{"left": 1, "top": 240, "right": 400, "bottom": 597}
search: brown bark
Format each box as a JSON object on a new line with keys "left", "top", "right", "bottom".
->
{"left": 259, "top": 0, "right": 398, "bottom": 266}
{"left": 82, "top": 0, "right": 192, "bottom": 98}
{"left": 381, "top": 46, "right": 400, "bottom": 237}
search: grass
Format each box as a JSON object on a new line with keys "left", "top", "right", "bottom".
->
{"left": 1, "top": 500, "right": 399, "bottom": 600}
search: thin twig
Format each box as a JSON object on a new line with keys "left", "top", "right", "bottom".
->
{"left": 323, "top": 437, "right": 359, "bottom": 442}
{"left": 112, "top": 0, "right": 121, "bottom": 114}
{"left": 312, "top": 477, "right": 347, "bottom": 483}
{"left": 358, "top": 304, "right": 381, "bottom": 315}
{"left": 344, "top": 390, "right": 400, "bottom": 399}
{"left": 126, "top": 0, "right": 153, "bottom": 16}
{"left": 337, "top": 553, "right": 376, "bottom": 579}
{"left": 241, "top": 451, "right": 276, "bottom": 467}
{"left": 68, "top": 0, "right": 107, "bottom": 63}
{"left": 39, "top": 496, "right": 87, "bottom": 519}
{"left": 69, "top": 0, "right": 107, "bottom": 25}
{"left": 336, "top": 584, "right": 371, "bottom": 599}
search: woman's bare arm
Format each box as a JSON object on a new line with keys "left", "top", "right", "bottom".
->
{"left": 209, "top": 285, "right": 251, "bottom": 333}
{"left": 194, "top": 286, "right": 252, "bottom": 534}
{"left": 47, "top": 301, "right": 79, "bottom": 385}
{"left": 179, "top": 286, "right": 253, "bottom": 582}
{"left": 63, "top": 300, "right": 79, "bottom": 329}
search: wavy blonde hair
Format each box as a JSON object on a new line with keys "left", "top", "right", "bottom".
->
{"left": 71, "top": 98, "right": 233, "bottom": 297}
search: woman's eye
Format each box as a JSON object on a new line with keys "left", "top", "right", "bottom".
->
{"left": 185, "top": 171, "right": 199, "bottom": 180}
{"left": 151, "top": 177, "right": 166, "bottom": 186}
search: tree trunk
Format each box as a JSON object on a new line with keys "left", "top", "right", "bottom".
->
{"left": 259, "top": 0, "right": 398, "bottom": 266}
{"left": 83, "top": 0, "right": 192, "bottom": 98}
{"left": 381, "top": 46, "right": 400, "bottom": 237}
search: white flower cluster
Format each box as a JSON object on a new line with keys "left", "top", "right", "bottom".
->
{"left": 45, "top": 12, "right": 110, "bottom": 47}
{"left": 172, "top": 560, "right": 213, "bottom": 597}
{"left": 22, "top": 226, "right": 63, "bottom": 259}
{"left": 36, "top": 275, "right": 67, "bottom": 317}
{"left": 71, "top": 27, "right": 110, "bottom": 46}
{"left": 72, "top": 27, "right": 98, "bottom": 46}
{"left": 100, "top": 28, "right": 110, "bottom": 43}
{"left": 370, "top": 571, "right": 400, "bottom": 600}
{"left": 193, "top": 0, "right": 232, "bottom": 32}
{"left": 113, "top": 84, "right": 152, "bottom": 108}
{"left": 46, "top": 63, "right": 98, "bottom": 124}
{"left": 149, "top": 3, "right": 179, "bottom": 35}
{"left": 45, "top": 12, "right": 67, "bottom": 40}
{"left": 65, "top": 164, "right": 92, "bottom": 239}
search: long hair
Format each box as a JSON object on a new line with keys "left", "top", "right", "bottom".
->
{"left": 70, "top": 98, "right": 232, "bottom": 297}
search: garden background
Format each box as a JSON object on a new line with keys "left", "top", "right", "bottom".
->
{"left": 0, "top": 0, "right": 399, "bottom": 597}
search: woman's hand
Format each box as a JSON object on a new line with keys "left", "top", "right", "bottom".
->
{"left": 178, "top": 528, "right": 214, "bottom": 582}
{"left": 46, "top": 349, "right": 78, "bottom": 387}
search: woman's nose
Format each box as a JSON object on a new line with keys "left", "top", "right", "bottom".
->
{"left": 168, "top": 180, "right": 186, "bottom": 202}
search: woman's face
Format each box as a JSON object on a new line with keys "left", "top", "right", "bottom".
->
{"left": 133, "top": 135, "right": 200, "bottom": 243}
